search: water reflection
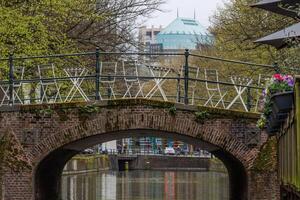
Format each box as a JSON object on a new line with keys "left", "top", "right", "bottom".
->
{"left": 62, "top": 171, "right": 228, "bottom": 200}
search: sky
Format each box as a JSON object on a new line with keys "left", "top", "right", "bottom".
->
{"left": 144, "top": 0, "right": 227, "bottom": 28}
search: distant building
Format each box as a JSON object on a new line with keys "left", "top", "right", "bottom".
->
{"left": 156, "top": 17, "right": 213, "bottom": 51}
{"left": 131, "top": 17, "right": 213, "bottom": 155}
{"left": 101, "top": 140, "right": 117, "bottom": 152}
{"left": 138, "top": 25, "right": 163, "bottom": 53}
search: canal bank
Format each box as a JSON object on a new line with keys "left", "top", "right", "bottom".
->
{"left": 63, "top": 155, "right": 111, "bottom": 175}
{"left": 109, "top": 154, "right": 211, "bottom": 171}
{"left": 63, "top": 154, "right": 226, "bottom": 174}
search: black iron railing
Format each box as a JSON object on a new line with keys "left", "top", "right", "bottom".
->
{"left": 0, "top": 48, "right": 282, "bottom": 112}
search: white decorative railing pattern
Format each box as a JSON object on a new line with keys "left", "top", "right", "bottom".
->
{"left": 0, "top": 49, "right": 278, "bottom": 112}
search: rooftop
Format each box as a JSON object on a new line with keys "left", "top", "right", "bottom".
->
{"left": 158, "top": 17, "right": 210, "bottom": 36}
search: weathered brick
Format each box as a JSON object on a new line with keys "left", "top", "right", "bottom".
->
{"left": 0, "top": 100, "right": 278, "bottom": 200}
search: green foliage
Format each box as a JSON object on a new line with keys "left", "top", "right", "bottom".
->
{"left": 0, "top": 130, "right": 31, "bottom": 172}
{"left": 194, "top": 111, "right": 210, "bottom": 123}
{"left": 209, "top": 0, "right": 299, "bottom": 71}
{"left": 252, "top": 137, "right": 277, "bottom": 171}
{"left": 0, "top": 0, "right": 165, "bottom": 60}
{"left": 56, "top": 108, "right": 71, "bottom": 121}
{"left": 0, "top": 8, "right": 49, "bottom": 56}
{"left": 257, "top": 74, "right": 294, "bottom": 129}
{"left": 78, "top": 104, "right": 100, "bottom": 114}
{"left": 107, "top": 99, "right": 174, "bottom": 108}
{"left": 0, "top": 1, "right": 81, "bottom": 59}
{"left": 39, "top": 106, "right": 54, "bottom": 116}
{"left": 168, "top": 106, "right": 177, "bottom": 116}
{"left": 263, "top": 99, "right": 273, "bottom": 117}
{"left": 256, "top": 115, "right": 266, "bottom": 129}
{"left": 268, "top": 82, "right": 293, "bottom": 93}
{"left": 78, "top": 104, "right": 100, "bottom": 121}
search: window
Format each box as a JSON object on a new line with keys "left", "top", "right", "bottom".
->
{"left": 182, "top": 19, "right": 198, "bottom": 26}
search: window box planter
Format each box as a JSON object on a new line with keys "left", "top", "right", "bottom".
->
{"left": 267, "top": 115, "right": 281, "bottom": 130}
{"left": 270, "top": 111, "right": 288, "bottom": 123}
{"left": 270, "top": 91, "right": 294, "bottom": 114}
{"left": 257, "top": 74, "right": 294, "bottom": 135}
{"left": 265, "top": 91, "right": 294, "bottom": 135}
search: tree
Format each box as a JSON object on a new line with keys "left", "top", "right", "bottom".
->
{"left": 0, "top": 7, "right": 52, "bottom": 57}
{"left": 208, "top": 0, "right": 298, "bottom": 69}
{"left": 0, "top": 0, "right": 165, "bottom": 57}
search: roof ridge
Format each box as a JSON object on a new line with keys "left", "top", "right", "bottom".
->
{"left": 158, "top": 17, "right": 210, "bottom": 36}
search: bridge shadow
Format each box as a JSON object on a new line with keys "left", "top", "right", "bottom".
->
{"left": 34, "top": 130, "right": 247, "bottom": 200}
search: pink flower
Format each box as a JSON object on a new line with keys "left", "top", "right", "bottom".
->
{"left": 283, "top": 75, "right": 294, "bottom": 87}
{"left": 273, "top": 74, "right": 284, "bottom": 81}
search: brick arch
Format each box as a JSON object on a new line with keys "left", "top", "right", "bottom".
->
{"left": 0, "top": 99, "right": 280, "bottom": 200}
{"left": 31, "top": 110, "right": 258, "bottom": 169}
{"left": 30, "top": 105, "right": 260, "bottom": 200}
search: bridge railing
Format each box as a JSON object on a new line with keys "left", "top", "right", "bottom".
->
{"left": 0, "top": 49, "right": 279, "bottom": 112}
{"left": 101, "top": 149, "right": 212, "bottom": 158}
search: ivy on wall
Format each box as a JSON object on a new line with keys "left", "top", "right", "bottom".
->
{"left": 194, "top": 111, "right": 211, "bottom": 123}
{"left": 78, "top": 104, "right": 100, "bottom": 122}
{"left": 0, "top": 129, "right": 31, "bottom": 171}
{"left": 252, "top": 137, "right": 277, "bottom": 172}
{"left": 0, "top": 129, "right": 32, "bottom": 198}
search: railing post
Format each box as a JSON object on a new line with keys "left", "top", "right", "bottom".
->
{"left": 246, "top": 87, "right": 251, "bottom": 112}
{"left": 8, "top": 53, "right": 14, "bottom": 105}
{"left": 108, "top": 74, "right": 112, "bottom": 99}
{"left": 176, "top": 73, "right": 181, "bottom": 103}
{"left": 95, "top": 47, "right": 100, "bottom": 100}
{"left": 184, "top": 49, "right": 190, "bottom": 105}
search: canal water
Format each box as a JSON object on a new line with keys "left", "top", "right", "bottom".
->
{"left": 61, "top": 170, "right": 229, "bottom": 200}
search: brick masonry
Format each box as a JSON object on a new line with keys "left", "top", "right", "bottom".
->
{"left": 0, "top": 99, "right": 279, "bottom": 200}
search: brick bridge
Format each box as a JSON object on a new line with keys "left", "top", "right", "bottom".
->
{"left": 0, "top": 99, "right": 278, "bottom": 200}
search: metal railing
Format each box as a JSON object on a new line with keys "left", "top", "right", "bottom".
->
{"left": 0, "top": 48, "right": 279, "bottom": 112}
{"left": 100, "top": 149, "right": 212, "bottom": 158}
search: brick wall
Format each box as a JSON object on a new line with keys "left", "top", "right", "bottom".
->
{"left": 0, "top": 99, "right": 278, "bottom": 200}
{"left": 248, "top": 171, "right": 280, "bottom": 200}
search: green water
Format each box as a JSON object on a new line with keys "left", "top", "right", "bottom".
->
{"left": 61, "top": 170, "right": 229, "bottom": 200}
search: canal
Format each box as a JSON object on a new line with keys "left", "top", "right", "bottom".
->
{"left": 61, "top": 170, "right": 229, "bottom": 200}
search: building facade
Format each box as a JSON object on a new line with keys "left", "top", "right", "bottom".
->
{"left": 156, "top": 17, "right": 213, "bottom": 51}
{"left": 138, "top": 25, "right": 163, "bottom": 53}
{"left": 138, "top": 17, "right": 213, "bottom": 53}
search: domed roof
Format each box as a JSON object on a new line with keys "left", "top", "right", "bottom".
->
{"left": 158, "top": 17, "right": 210, "bottom": 36}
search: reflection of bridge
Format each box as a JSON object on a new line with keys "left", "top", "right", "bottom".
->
{"left": 0, "top": 50, "right": 280, "bottom": 200}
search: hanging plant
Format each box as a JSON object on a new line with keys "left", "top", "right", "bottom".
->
{"left": 257, "top": 74, "right": 294, "bottom": 130}
{"left": 168, "top": 106, "right": 177, "bottom": 116}
{"left": 267, "top": 74, "right": 294, "bottom": 94}
{"left": 256, "top": 116, "right": 267, "bottom": 130}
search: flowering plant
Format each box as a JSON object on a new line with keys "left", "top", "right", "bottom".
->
{"left": 264, "top": 74, "right": 294, "bottom": 96}
{"left": 257, "top": 116, "right": 267, "bottom": 129}
{"left": 257, "top": 74, "right": 294, "bottom": 129}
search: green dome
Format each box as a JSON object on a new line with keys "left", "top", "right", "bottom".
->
{"left": 156, "top": 17, "right": 213, "bottom": 50}
{"left": 159, "top": 17, "right": 209, "bottom": 35}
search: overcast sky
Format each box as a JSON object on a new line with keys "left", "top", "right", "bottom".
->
{"left": 144, "top": 0, "right": 227, "bottom": 28}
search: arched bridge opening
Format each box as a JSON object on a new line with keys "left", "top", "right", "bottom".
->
{"left": 34, "top": 128, "right": 250, "bottom": 200}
